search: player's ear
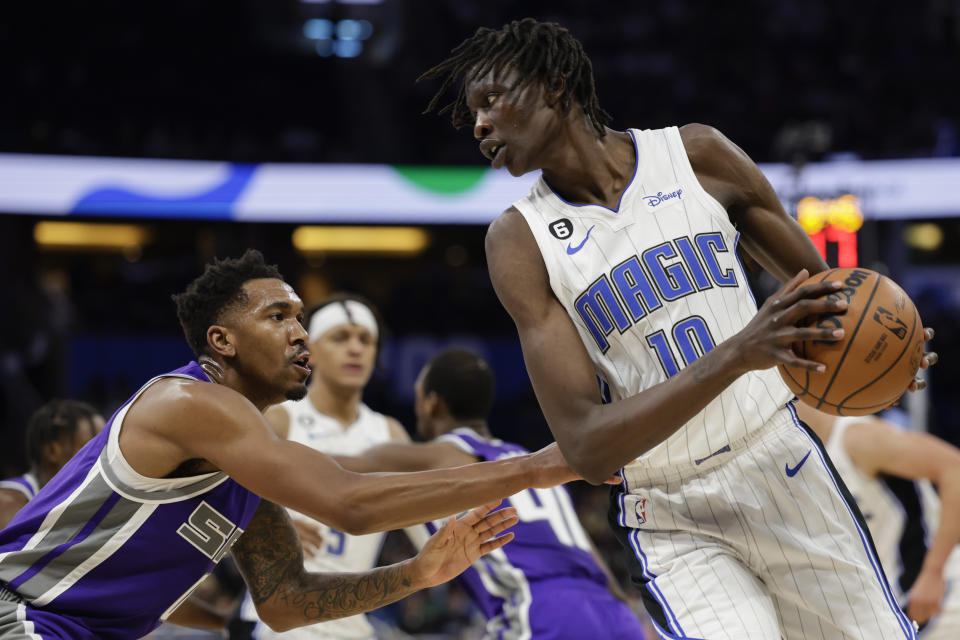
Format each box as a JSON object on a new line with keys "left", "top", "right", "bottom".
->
{"left": 544, "top": 75, "right": 565, "bottom": 108}
{"left": 207, "top": 325, "right": 236, "bottom": 358}
{"left": 424, "top": 391, "right": 443, "bottom": 419}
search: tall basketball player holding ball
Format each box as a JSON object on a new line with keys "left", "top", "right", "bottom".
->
{"left": 422, "top": 18, "right": 937, "bottom": 639}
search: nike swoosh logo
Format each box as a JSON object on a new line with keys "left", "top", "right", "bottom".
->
{"left": 785, "top": 449, "right": 812, "bottom": 477}
{"left": 566, "top": 225, "right": 596, "bottom": 255}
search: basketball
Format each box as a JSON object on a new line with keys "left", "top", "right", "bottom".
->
{"left": 778, "top": 267, "right": 925, "bottom": 416}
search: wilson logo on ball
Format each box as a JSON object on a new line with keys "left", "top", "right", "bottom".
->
{"left": 778, "top": 267, "right": 924, "bottom": 417}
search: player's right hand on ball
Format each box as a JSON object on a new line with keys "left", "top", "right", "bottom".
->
{"left": 732, "top": 269, "right": 848, "bottom": 374}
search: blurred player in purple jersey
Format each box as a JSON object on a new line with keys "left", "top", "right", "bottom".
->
{"left": 0, "top": 399, "right": 102, "bottom": 529}
{"left": 336, "top": 348, "right": 646, "bottom": 639}
{"left": 0, "top": 250, "right": 588, "bottom": 640}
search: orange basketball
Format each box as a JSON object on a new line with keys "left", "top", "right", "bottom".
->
{"left": 778, "top": 267, "right": 925, "bottom": 416}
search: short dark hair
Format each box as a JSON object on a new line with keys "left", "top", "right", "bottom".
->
{"left": 172, "top": 249, "right": 283, "bottom": 357}
{"left": 420, "top": 18, "right": 611, "bottom": 136}
{"left": 422, "top": 348, "right": 496, "bottom": 422}
{"left": 26, "top": 399, "right": 100, "bottom": 468}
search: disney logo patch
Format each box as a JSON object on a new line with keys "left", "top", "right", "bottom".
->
{"left": 643, "top": 186, "right": 683, "bottom": 209}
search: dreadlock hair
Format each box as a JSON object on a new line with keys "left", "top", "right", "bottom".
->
{"left": 172, "top": 249, "right": 283, "bottom": 358}
{"left": 26, "top": 399, "right": 101, "bottom": 469}
{"left": 419, "top": 18, "right": 611, "bottom": 136}
{"left": 422, "top": 348, "right": 496, "bottom": 422}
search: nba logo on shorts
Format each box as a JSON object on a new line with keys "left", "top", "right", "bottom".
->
{"left": 635, "top": 498, "right": 648, "bottom": 525}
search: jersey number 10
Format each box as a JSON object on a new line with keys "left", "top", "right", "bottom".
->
{"left": 645, "top": 314, "right": 716, "bottom": 377}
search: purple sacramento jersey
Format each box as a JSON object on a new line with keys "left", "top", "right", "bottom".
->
{"left": 430, "top": 428, "right": 645, "bottom": 639}
{"left": 0, "top": 474, "right": 39, "bottom": 503}
{"left": 0, "top": 362, "right": 261, "bottom": 640}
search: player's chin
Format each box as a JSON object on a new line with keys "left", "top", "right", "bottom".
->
{"left": 285, "top": 382, "right": 308, "bottom": 401}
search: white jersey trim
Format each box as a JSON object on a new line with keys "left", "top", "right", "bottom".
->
{"left": 104, "top": 373, "right": 227, "bottom": 499}
{"left": 30, "top": 501, "right": 157, "bottom": 607}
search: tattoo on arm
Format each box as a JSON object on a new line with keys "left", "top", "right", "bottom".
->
{"left": 232, "top": 500, "right": 418, "bottom": 627}
{"left": 232, "top": 500, "right": 303, "bottom": 606}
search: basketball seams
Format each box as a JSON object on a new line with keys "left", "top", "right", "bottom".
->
{"left": 814, "top": 274, "right": 882, "bottom": 411}
{"left": 839, "top": 301, "right": 920, "bottom": 411}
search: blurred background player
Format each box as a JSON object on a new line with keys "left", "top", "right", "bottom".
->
{"left": 337, "top": 347, "right": 647, "bottom": 639}
{"left": 235, "top": 294, "right": 415, "bottom": 640}
{"left": 0, "top": 399, "right": 103, "bottom": 528}
{"left": 794, "top": 402, "right": 960, "bottom": 638}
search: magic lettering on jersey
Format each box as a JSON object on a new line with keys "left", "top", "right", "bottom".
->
{"left": 574, "top": 231, "right": 738, "bottom": 354}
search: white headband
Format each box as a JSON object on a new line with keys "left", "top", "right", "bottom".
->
{"left": 308, "top": 300, "right": 379, "bottom": 342}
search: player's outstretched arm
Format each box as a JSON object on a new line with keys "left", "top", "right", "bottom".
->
{"left": 129, "top": 380, "right": 572, "bottom": 535}
{"left": 333, "top": 440, "right": 477, "bottom": 473}
{"left": 486, "top": 210, "right": 847, "bottom": 484}
{"left": 842, "top": 416, "right": 960, "bottom": 625}
{"left": 233, "top": 499, "right": 516, "bottom": 633}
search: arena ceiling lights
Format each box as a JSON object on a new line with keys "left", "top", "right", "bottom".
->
{"left": 292, "top": 225, "right": 430, "bottom": 257}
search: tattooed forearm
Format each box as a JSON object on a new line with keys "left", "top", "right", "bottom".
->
{"left": 232, "top": 500, "right": 304, "bottom": 605}
{"left": 232, "top": 500, "right": 423, "bottom": 630}
{"left": 281, "top": 562, "right": 417, "bottom": 623}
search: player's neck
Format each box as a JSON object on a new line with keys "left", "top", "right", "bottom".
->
{"left": 540, "top": 127, "right": 635, "bottom": 209}
{"left": 441, "top": 419, "right": 490, "bottom": 438}
{"left": 200, "top": 357, "right": 277, "bottom": 412}
{"left": 307, "top": 382, "right": 362, "bottom": 427}
{"left": 35, "top": 464, "right": 56, "bottom": 489}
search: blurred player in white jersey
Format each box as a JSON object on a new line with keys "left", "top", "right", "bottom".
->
{"left": 795, "top": 402, "right": 960, "bottom": 639}
{"left": 236, "top": 294, "right": 411, "bottom": 640}
{"left": 420, "top": 17, "right": 937, "bottom": 639}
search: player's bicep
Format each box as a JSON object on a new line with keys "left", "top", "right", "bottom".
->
{"left": 486, "top": 210, "right": 602, "bottom": 441}
{"left": 168, "top": 389, "right": 357, "bottom": 527}
{"left": 683, "top": 124, "right": 826, "bottom": 281}
{"left": 514, "top": 300, "right": 604, "bottom": 431}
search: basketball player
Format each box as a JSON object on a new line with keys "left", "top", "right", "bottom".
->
{"left": 794, "top": 402, "right": 960, "bottom": 639}
{"left": 0, "top": 250, "right": 586, "bottom": 640}
{"left": 236, "top": 293, "right": 417, "bottom": 640}
{"left": 0, "top": 399, "right": 102, "bottom": 529}
{"left": 336, "top": 347, "right": 647, "bottom": 639}
{"left": 420, "top": 18, "right": 937, "bottom": 639}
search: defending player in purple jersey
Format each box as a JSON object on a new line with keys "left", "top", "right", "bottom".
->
{"left": 336, "top": 348, "right": 645, "bottom": 639}
{"left": 0, "top": 363, "right": 259, "bottom": 639}
{"left": 0, "top": 251, "right": 582, "bottom": 640}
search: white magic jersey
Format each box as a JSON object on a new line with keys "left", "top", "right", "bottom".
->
{"left": 247, "top": 400, "right": 393, "bottom": 640}
{"left": 825, "top": 417, "right": 960, "bottom": 605}
{"left": 513, "top": 126, "right": 794, "bottom": 471}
